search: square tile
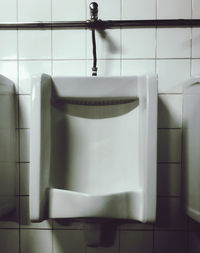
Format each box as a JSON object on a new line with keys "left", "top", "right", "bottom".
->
{"left": 158, "top": 95, "right": 182, "bottom": 128}
{"left": 0, "top": 197, "right": 19, "bottom": 228}
{"left": 0, "top": 61, "right": 18, "bottom": 91}
{"left": 189, "top": 218, "right": 200, "bottom": 231}
{"left": 192, "top": 0, "right": 200, "bottom": 18}
{"left": 157, "top": 28, "right": 191, "bottom": 58}
{"left": 20, "top": 196, "right": 52, "bottom": 229}
{"left": 192, "top": 28, "right": 200, "bottom": 58}
{"left": 19, "top": 61, "right": 51, "bottom": 94}
{"left": 156, "top": 197, "right": 187, "bottom": 229}
{"left": 86, "top": 0, "right": 120, "bottom": 20}
{"left": 120, "top": 231, "right": 153, "bottom": 253}
{"left": 53, "top": 30, "right": 86, "bottom": 59}
{"left": 87, "top": 231, "right": 119, "bottom": 253}
{"left": 86, "top": 60, "right": 120, "bottom": 76}
{"left": 53, "top": 230, "right": 85, "bottom": 253}
{"left": 191, "top": 59, "right": 200, "bottom": 76}
{"left": 18, "top": 0, "right": 51, "bottom": 21}
{"left": 0, "top": 30, "right": 17, "bottom": 59}
{"left": 19, "top": 129, "right": 30, "bottom": 162}
{"left": 156, "top": 59, "right": 190, "bottom": 93}
{"left": 122, "top": 0, "right": 156, "bottom": 20}
{"left": 20, "top": 163, "right": 29, "bottom": 195}
{"left": 87, "top": 30, "right": 120, "bottom": 59}
{"left": 52, "top": 0, "right": 86, "bottom": 21}
{"left": 19, "top": 30, "right": 51, "bottom": 59}
{"left": 122, "top": 29, "right": 156, "bottom": 59}
{"left": 0, "top": 0, "right": 17, "bottom": 21}
{"left": 157, "top": 164, "right": 181, "bottom": 197}
{"left": 21, "top": 229, "right": 52, "bottom": 253}
{"left": 0, "top": 229, "right": 19, "bottom": 253}
{"left": 157, "top": 129, "right": 181, "bottom": 163}
{"left": 53, "top": 60, "right": 86, "bottom": 76}
{"left": 19, "top": 95, "right": 31, "bottom": 128}
{"left": 157, "top": 0, "right": 191, "bottom": 19}
{"left": 122, "top": 60, "right": 155, "bottom": 75}
{"left": 155, "top": 231, "right": 187, "bottom": 253}
{"left": 189, "top": 231, "right": 200, "bottom": 253}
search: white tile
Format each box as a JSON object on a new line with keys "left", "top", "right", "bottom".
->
{"left": 53, "top": 30, "right": 86, "bottom": 59}
{"left": 15, "top": 163, "right": 19, "bottom": 196}
{"left": 20, "top": 196, "right": 52, "bottom": 228}
{"left": 192, "top": 59, "right": 200, "bottom": 76}
{"left": 87, "top": 29, "right": 120, "bottom": 59}
{"left": 19, "top": 61, "right": 51, "bottom": 94}
{"left": 157, "top": 129, "right": 181, "bottom": 163}
{"left": 0, "top": 197, "right": 19, "bottom": 228}
{"left": 86, "top": 0, "right": 120, "bottom": 20}
{"left": 0, "top": 0, "right": 17, "bottom": 22}
{"left": 0, "top": 230, "right": 19, "bottom": 253}
{"left": 20, "top": 129, "right": 30, "bottom": 162}
{"left": 122, "top": 60, "right": 155, "bottom": 75}
{"left": 86, "top": 60, "right": 120, "bottom": 76}
{"left": 189, "top": 232, "right": 200, "bottom": 253}
{"left": 192, "top": 0, "right": 200, "bottom": 18}
{"left": 158, "top": 95, "right": 182, "bottom": 128}
{"left": 156, "top": 197, "right": 187, "bottom": 229}
{"left": 157, "top": 0, "right": 191, "bottom": 19}
{"left": 155, "top": 231, "right": 187, "bottom": 253}
{"left": 122, "top": 29, "right": 156, "bottom": 59}
{"left": 53, "top": 60, "right": 86, "bottom": 76}
{"left": 19, "top": 95, "right": 31, "bottom": 128}
{"left": 19, "top": 30, "right": 51, "bottom": 59}
{"left": 0, "top": 61, "right": 18, "bottom": 91}
{"left": 156, "top": 59, "right": 190, "bottom": 93}
{"left": 18, "top": 0, "right": 51, "bottom": 21}
{"left": 157, "top": 164, "right": 181, "bottom": 197}
{"left": 53, "top": 230, "right": 85, "bottom": 253}
{"left": 0, "top": 31, "right": 17, "bottom": 59}
{"left": 52, "top": 0, "right": 86, "bottom": 21}
{"left": 120, "top": 231, "right": 153, "bottom": 253}
{"left": 20, "top": 163, "right": 29, "bottom": 195}
{"left": 192, "top": 28, "right": 200, "bottom": 58}
{"left": 21, "top": 229, "right": 52, "bottom": 253}
{"left": 157, "top": 28, "right": 191, "bottom": 58}
{"left": 122, "top": 0, "right": 156, "bottom": 19}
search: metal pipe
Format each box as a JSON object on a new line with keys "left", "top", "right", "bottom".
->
{"left": 0, "top": 19, "right": 200, "bottom": 29}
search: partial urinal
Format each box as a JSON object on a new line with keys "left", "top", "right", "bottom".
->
{"left": 30, "top": 74, "right": 157, "bottom": 222}
{"left": 0, "top": 75, "right": 16, "bottom": 217}
{"left": 183, "top": 77, "right": 200, "bottom": 223}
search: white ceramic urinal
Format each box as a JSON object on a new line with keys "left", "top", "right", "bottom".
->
{"left": 0, "top": 75, "right": 16, "bottom": 217}
{"left": 183, "top": 77, "right": 200, "bottom": 223}
{"left": 30, "top": 74, "right": 157, "bottom": 222}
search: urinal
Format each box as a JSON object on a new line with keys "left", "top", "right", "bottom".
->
{"left": 0, "top": 75, "right": 16, "bottom": 217}
{"left": 183, "top": 77, "right": 200, "bottom": 223}
{"left": 30, "top": 74, "right": 157, "bottom": 222}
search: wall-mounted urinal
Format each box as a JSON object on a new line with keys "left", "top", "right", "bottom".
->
{"left": 183, "top": 77, "right": 200, "bottom": 223}
{"left": 30, "top": 74, "right": 157, "bottom": 223}
{"left": 0, "top": 75, "right": 16, "bottom": 217}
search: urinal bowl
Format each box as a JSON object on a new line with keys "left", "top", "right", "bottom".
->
{"left": 0, "top": 75, "right": 16, "bottom": 217}
{"left": 30, "top": 74, "right": 157, "bottom": 223}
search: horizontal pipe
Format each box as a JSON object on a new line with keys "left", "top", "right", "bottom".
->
{"left": 0, "top": 19, "right": 200, "bottom": 29}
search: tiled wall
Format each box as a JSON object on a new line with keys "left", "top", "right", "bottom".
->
{"left": 0, "top": 0, "right": 200, "bottom": 252}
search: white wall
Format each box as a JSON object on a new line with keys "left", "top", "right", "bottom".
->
{"left": 0, "top": 0, "right": 200, "bottom": 252}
